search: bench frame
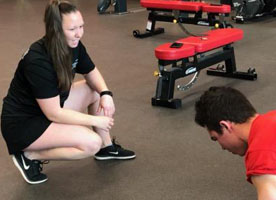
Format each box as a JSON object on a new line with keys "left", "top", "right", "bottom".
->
{"left": 134, "top": 7, "right": 229, "bottom": 38}
{"left": 152, "top": 44, "right": 257, "bottom": 109}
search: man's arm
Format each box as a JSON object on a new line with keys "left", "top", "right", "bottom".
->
{"left": 251, "top": 175, "right": 276, "bottom": 200}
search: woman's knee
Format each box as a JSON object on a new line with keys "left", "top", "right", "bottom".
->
{"left": 80, "top": 133, "right": 102, "bottom": 156}
{"left": 79, "top": 80, "right": 100, "bottom": 103}
{"left": 89, "top": 88, "right": 100, "bottom": 105}
{"left": 80, "top": 82, "right": 101, "bottom": 110}
{"left": 64, "top": 80, "right": 100, "bottom": 111}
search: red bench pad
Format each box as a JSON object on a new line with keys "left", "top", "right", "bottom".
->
{"left": 202, "top": 4, "right": 230, "bottom": 13}
{"left": 140, "top": 0, "right": 230, "bottom": 13}
{"left": 141, "top": 0, "right": 204, "bottom": 12}
{"left": 155, "top": 43, "right": 195, "bottom": 60}
{"left": 177, "top": 28, "right": 243, "bottom": 53}
{"left": 155, "top": 28, "right": 243, "bottom": 60}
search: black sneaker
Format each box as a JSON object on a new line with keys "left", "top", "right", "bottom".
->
{"left": 12, "top": 152, "right": 48, "bottom": 184}
{"left": 94, "top": 139, "right": 136, "bottom": 160}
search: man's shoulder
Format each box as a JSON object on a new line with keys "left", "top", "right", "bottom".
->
{"left": 251, "top": 110, "right": 276, "bottom": 129}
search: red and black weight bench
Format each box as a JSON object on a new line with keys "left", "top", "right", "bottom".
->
{"left": 151, "top": 28, "right": 257, "bottom": 108}
{"left": 133, "top": 0, "right": 231, "bottom": 38}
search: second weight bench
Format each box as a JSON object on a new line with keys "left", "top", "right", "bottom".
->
{"left": 133, "top": 0, "right": 231, "bottom": 38}
{"left": 152, "top": 28, "right": 257, "bottom": 108}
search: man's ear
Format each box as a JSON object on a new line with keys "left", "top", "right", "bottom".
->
{"left": 219, "top": 120, "right": 232, "bottom": 132}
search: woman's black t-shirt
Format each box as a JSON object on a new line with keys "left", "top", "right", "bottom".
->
{"left": 1, "top": 38, "right": 95, "bottom": 119}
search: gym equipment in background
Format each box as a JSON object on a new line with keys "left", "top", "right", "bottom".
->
{"left": 221, "top": 0, "right": 276, "bottom": 22}
{"left": 131, "top": 1, "right": 257, "bottom": 109}
{"left": 133, "top": 0, "right": 231, "bottom": 38}
{"left": 97, "top": 0, "right": 127, "bottom": 14}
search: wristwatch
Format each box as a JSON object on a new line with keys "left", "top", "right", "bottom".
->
{"left": 100, "top": 90, "right": 113, "bottom": 97}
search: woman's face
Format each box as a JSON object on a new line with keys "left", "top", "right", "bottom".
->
{"left": 62, "top": 10, "right": 84, "bottom": 48}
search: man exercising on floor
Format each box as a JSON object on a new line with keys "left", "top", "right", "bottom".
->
{"left": 195, "top": 86, "right": 276, "bottom": 200}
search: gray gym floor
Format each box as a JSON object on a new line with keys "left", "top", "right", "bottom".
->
{"left": 1, "top": 0, "right": 276, "bottom": 199}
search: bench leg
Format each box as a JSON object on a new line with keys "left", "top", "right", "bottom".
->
{"left": 207, "top": 46, "right": 257, "bottom": 80}
{"left": 133, "top": 11, "right": 165, "bottom": 38}
{"left": 152, "top": 68, "right": 183, "bottom": 109}
{"left": 133, "top": 27, "right": 164, "bottom": 38}
{"left": 152, "top": 98, "right": 182, "bottom": 109}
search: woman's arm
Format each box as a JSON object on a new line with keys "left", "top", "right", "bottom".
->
{"left": 84, "top": 67, "right": 115, "bottom": 117}
{"left": 84, "top": 67, "right": 108, "bottom": 93}
{"left": 252, "top": 175, "right": 276, "bottom": 200}
{"left": 36, "top": 96, "right": 114, "bottom": 131}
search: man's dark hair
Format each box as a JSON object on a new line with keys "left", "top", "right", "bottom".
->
{"left": 195, "top": 87, "right": 257, "bottom": 134}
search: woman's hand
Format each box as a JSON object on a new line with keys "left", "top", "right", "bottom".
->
{"left": 97, "top": 95, "right": 115, "bottom": 117}
{"left": 93, "top": 115, "right": 114, "bottom": 131}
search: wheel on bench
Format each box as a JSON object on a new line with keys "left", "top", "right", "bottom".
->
{"left": 133, "top": 30, "right": 140, "bottom": 38}
{"left": 247, "top": 67, "right": 256, "bottom": 74}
